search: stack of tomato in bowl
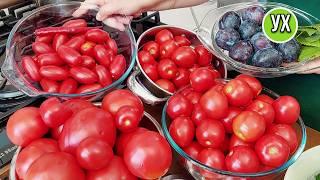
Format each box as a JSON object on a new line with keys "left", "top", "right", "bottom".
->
{"left": 162, "top": 74, "right": 306, "bottom": 179}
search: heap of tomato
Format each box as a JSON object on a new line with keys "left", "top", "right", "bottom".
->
{"left": 7, "top": 90, "right": 172, "bottom": 180}
{"left": 138, "top": 29, "right": 222, "bottom": 93}
{"left": 22, "top": 19, "right": 127, "bottom": 94}
{"left": 166, "top": 74, "right": 300, "bottom": 176}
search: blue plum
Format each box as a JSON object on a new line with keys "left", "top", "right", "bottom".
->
{"left": 241, "top": 6, "right": 265, "bottom": 25}
{"left": 219, "top": 11, "right": 241, "bottom": 30}
{"left": 252, "top": 48, "right": 283, "bottom": 68}
{"left": 229, "top": 40, "right": 254, "bottom": 63}
{"left": 277, "top": 38, "right": 300, "bottom": 62}
{"left": 239, "top": 20, "right": 260, "bottom": 39}
{"left": 215, "top": 28, "right": 240, "bottom": 50}
{"left": 250, "top": 32, "right": 274, "bottom": 51}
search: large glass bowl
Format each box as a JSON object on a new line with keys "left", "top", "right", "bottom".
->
{"left": 196, "top": 2, "right": 320, "bottom": 78}
{"left": 2, "top": 2, "right": 137, "bottom": 100}
{"left": 161, "top": 80, "right": 307, "bottom": 179}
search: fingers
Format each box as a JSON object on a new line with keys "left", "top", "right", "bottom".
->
{"left": 103, "top": 17, "right": 125, "bottom": 31}
{"left": 96, "top": 3, "right": 120, "bottom": 21}
{"left": 114, "top": 16, "right": 132, "bottom": 25}
{"left": 73, "top": 0, "right": 105, "bottom": 17}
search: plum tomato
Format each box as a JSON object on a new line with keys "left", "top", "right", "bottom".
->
{"left": 76, "top": 84, "right": 102, "bottom": 94}
{"left": 52, "top": 33, "right": 69, "bottom": 51}
{"left": 169, "top": 117, "right": 195, "bottom": 148}
{"left": 32, "top": 42, "right": 54, "bottom": 54}
{"left": 35, "top": 35, "right": 53, "bottom": 44}
{"left": 85, "top": 29, "right": 110, "bottom": 44}
{"left": 81, "top": 55, "right": 96, "bottom": 69}
{"left": 70, "top": 67, "right": 98, "bottom": 84}
{"left": 174, "top": 35, "right": 191, "bottom": 46}
{"left": 190, "top": 68, "right": 216, "bottom": 93}
{"left": 93, "top": 44, "right": 113, "bottom": 67}
{"left": 199, "top": 88, "right": 228, "bottom": 120}
{"left": 273, "top": 96, "right": 300, "bottom": 124}
{"left": 63, "top": 19, "right": 87, "bottom": 27}
{"left": 159, "top": 40, "right": 178, "bottom": 59}
{"left": 195, "top": 45, "right": 213, "bottom": 66}
{"left": 172, "top": 68, "right": 190, "bottom": 89}
{"left": 255, "top": 134, "right": 290, "bottom": 167}
{"left": 39, "top": 97, "right": 73, "bottom": 128}
{"left": 208, "top": 68, "right": 221, "bottom": 79}
{"left": 229, "top": 134, "right": 253, "bottom": 149}
{"left": 115, "top": 127, "right": 147, "bottom": 156}
{"left": 95, "top": 65, "right": 113, "bottom": 86}
{"left": 267, "top": 124, "right": 298, "bottom": 154}
{"left": 124, "top": 131, "right": 172, "bottom": 179}
{"left": 189, "top": 64, "right": 201, "bottom": 73}
{"left": 185, "top": 90, "right": 201, "bottom": 105}
{"left": 171, "top": 46, "right": 197, "bottom": 68}
{"left": 155, "top": 29, "right": 174, "bottom": 44}
{"left": 220, "top": 107, "right": 242, "bottom": 133}
{"left": 115, "top": 106, "right": 143, "bottom": 133}
{"left": 196, "top": 119, "right": 225, "bottom": 148}
{"left": 191, "top": 104, "right": 207, "bottom": 126}
{"left": 40, "top": 79, "right": 59, "bottom": 93}
{"left": 57, "top": 45, "right": 82, "bottom": 66}
{"left": 256, "top": 94, "right": 274, "bottom": 104}
{"left": 232, "top": 111, "right": 266, "bottom": 142}
{"left": 38, "top": 53, "right": 64, "bottom": 66}
{"left": 157, "top": 59, "right": 178, "bottom": 79}
{"left": 182, "top": 142, "right": 203, "bottom": 165}
{"left": 142, "top": 63, "right": 159, "bottom": 81}
{"left": 143, "top": 41, "right": 160, "bottom": 59}
{"left": 236, "top": 74, "right": 262, "bottom": 97}
{"left": 21, "top": 56, "right": 41, "bottom": 81}
{"left": 167, "top": 94, "right": 193, "bottom": 119}
{"left": 198, "top": 148, "right": 226, "bottom": 178}
{"left": 59, "top": 78, "right": 78, "bottom": 94}
{"left": 223, "top": 79, "right": 254, "bottom": 107}
{"left": 104, "top": 39, "right": 118, "bottom": 54}
{"left": 109, "top": 54, "right": 127, "bottom": 80}
{"left": 7, "top": 107, "right": 48, "bottom": 146}
{"left": 226, "top": 146, "right": 260, "bottom": 173}
{"left": 155, "top": 79, "right": 176, "bottom": 93}
{"left": 138, "top": 50, "right": 157, "bottom": 65}
{"left": 65, "top": 35, "right": 86, "bottom": 51}
{"left": 51, "top": 125, "right": 64, "bottom": 140}
{"left": 76, "top": 137, "right": 114, "bottom": 170}
{"left": 80, "top": 41, "right": 96, "bottom": 56}
{"left": 39, "top": 65, "right": 69, "bottom": 81}
{"left": 247, "top": 100, "right": 275, "bottom": 125}
{"left": 62, "top": 99, "right": 94, "bottom": 114}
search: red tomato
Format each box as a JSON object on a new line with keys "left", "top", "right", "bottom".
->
{"left": 155, "top": 79, "right": 176, "bottom": 93}
{"left": 169, "top": 117, "right": 195, "bottom": 147}
{"left": 159, "top": 40, "right": 178, "bottom": 59}
{"left": 35, "top": 35, "right": 53, "bottom": 43}
{"left": 226, "top": 146, "right": 260, "bottom": 173}
{"left": 81, "top": 55, "right": 96, "bottom": 69}
{"left": 138, "top": 50, "right": 157, "bottom": 65}
{"left": 167, "top": 94, "right": 193, "bottom": 119}
{"left": 124, "top": 131, "right": 172, "bottom": 179}
{"left": 255, "top": 134, "right": 290, "bottom": 167}
{"left": 155, "top": 29, "right": 174, "bottom": 44}
{"left": 25, "top": 152, "right": 85, "bottom": 180}
{"left": 76, "top": 137, "right": 113, "bottom": 170}
{"left": 59, "top": 78, "right": 78, "bottom": 94}
{"left": 220, "top": 107, "right": 242, "bottom": 133}
{"left": 76, "top": 84, "right": 103, "bottom": 93}
{"left": 195, "top": 45, "right": 212, "bottom": 66}
{"left": 65, "top": 35, "right": 86, "bottom": 51}
{"left": 39, "top": 65, "right": 69, "bottom": 81}
{"left": 208, "top": 68, "right": 221, "bottom": 78}
{"left": 191, "top": 104, "right": 207, "bottom": 126}
{"left": 142, "top": 63, "right": 159, "bottom": 81}
{"left": 256, "top": 94, "right": 274, "bottom": 104}
{"left": 210, "top": 82, "right": 225, "bottom": 92}
{"left": 63, "top": 99, "right": 94, "bottom": 114}
{"left": 59, "top": 107, "right": 116, "bottom": 154}
{"left": 223, "top": 79, "right": 254, "bottom": 107}
{"left": 38, "top": 53, "right": 64, "bottom": 66}
{"left": 110, "top": 54, "right": 126, "bottom": 80}
{"left": 105, "top": 39, "right": 118, "bottom": 54}
{"left": 63, "top": 19, "right": 87, "bottom": 27}
{"left": 22, "top": 56, "right": 41, "bottom": 81}
{"left": 236, "top": 74, "right": 262, "bottom": 97}
{"left": 185, "top": 91, "right": 201, "bottom": 105}
{"left": 95, "top": 65, "right": 112, "bottom": 86}
{"left": 85, "top": 29, "right": 109, "bottom": 43}
{"left": 198, "top": 148, "right": 225, "bottom": 178}
{"left": 172, "top": 68, "right": 190, "bottom": 89}
{"left": 190, "top": 68, "right": 216, "bottom": 93}
{"left": 87, "top": 156, "right": 137, "bottom": 180}
{"left": 57, "top": 45, "right": 82, "bottom": 66}
{"left": 51, "top": 125, "right": 64, "bottom": 140}
{"left": 196, "top": 119, "right": 225, "bottom": 148}
{"left": 116, "top": 128, "right": 147, "bottom": 156}
{"left": 80, "top": 41, "right": 96, "bottom": 56}
{"left": 102, "top": 89, "right": 144, "bottom": 116}
{"left": 182, "top": 142, "right": 203, "bottom": 164}
{"left": 174, "top": 35, "right": 191, "bottom": 46}
{"left": 142, "top": 41, "right": 160, "bottom": 59}
{"left": 171, "top": 46, "right": 197, "bottom": 68}
{"left": 157, "top": 59, "right": 178, "bottom": 79}
{"left": 115, "top": 106, "right": 143, "bottom": 133}
{"left": 273, "top": 96, "right": 300, "bottom": 124}
{"left": 32, "top": 42, "right": 54, "bottom": 54}
{"left": 40, "top": 79, "right": 59, "bottom": 93}
{"left": 70, "top": 67, "right": 98, "bottom": 84}
{"left": 233, "top": 111, "right": 266, "bottom": 142}
{"left": 247, "top": 100, "right": 275, "bottom": 125}
{"left": 7, "top": 107, "right": 48, "bottom": 146}
{"left": 199, "top": 88, "right": 228, "bottom": 119}
{"left": 16, "top": 138, "right": 59, "bottom": 179}
{"left": 268, "top": 124, "right": 298, "bottom": 154}
{"left": 93, "top": 44, "right": 113, "bottom": 67}
{"left": 229, "top": 135, "right": 253, "bottom": 149}
{"left": 52, "top": 33, "right": 69, "bottom": 51}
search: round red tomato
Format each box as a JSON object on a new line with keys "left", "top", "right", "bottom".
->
{"left": 157, "top": 59, "right": 178, "bottom": 79}
{"left": 190, "top": 68, "right": 216, "bottom": 93}
{"left": 195, "top": 45, "right": 212, "bottom": 66}
{"left": 138, "top": 50, "right": 157, "bottom": 65}
{"left": 62, "top": 99, "right": 94, "bottom": 114}
{"left": 169, "top": 117, "right": 195, "bottom": 148}
{"left": 142, "top": 41, "right": 160, "bottom": 59}
{"left": 273, "top": 96, "right": 300, "bottom": 124}
{"left": 174, "top": 35, "right": 191, "bottom": 47}
{"left": 167, "top": 94, "right": 193, "bottom": 119}
{"left": 142, "top": 63, "right": 159, "bottom": 81}
{"left": 199, "top": 88, "right": 228, "bottom": 120}
{"left": 51, "top": 125, "right": 64, "bottom": 140}
{"left": 229, "top": 135, "right": 253, "bottom": 149}
{"left": 246, "top": 100, "right": 275, "bottom": 126}
{"left": 255, "top": 134, "right": 290, "bottom": 167}
{"left": 171, "top": 46, "right": 197, "bottom": 68}
{"left": 223, "top": 79, "right": 254, "bottom": 107}
{"left": 182, "top": 142, "right": 203, "bottom": 165}
{"left": 256, "top": 94, "right": 274, "bottom": 104}
{"left": 185, "top": 91, "right": 201, "bottom": 105}
{"left": 198, "top": 148, "right": 225, "bottom": 178}
{"left": 236, "top": 74, "right": 262, "bottom": 97}
{"left": 189, "top": 64, "right": 201, "bottom": 73}
{"left": 124, "top": 131, "right": 172, "bottom": 179}
{"left": 220, "top": 107, "right": 242, "bottom": 133}
{"left": 155, "top": 29, "right": 174, "bottom": 44}
{"left": 7, "top": 107, "right": 48, "bottom": 146}
{"left": 25, "top": 152, "right": 85, "bottom": 180}
{"left": 225, "top": 146, "right": 260, "bottom": 173}
{"left": 159, "top": 40, "right": 178, "bottom": 59}
{"left": 115, "top": 106, "right": 143, "bottom": 133}
{"left": 232, "top": 111, "right": 266, "bottom": 142}
{"left": 268, "top": 124, "right": 298, "bottom": 154}
{"left": 191, "top": 104, "right": 207, "bottom": 126}
{"left": 156, "top": 79, "right": 176, "bottom": 93}
{"left": 115, "top": 127, "right": 147, "bottom": 156}
{"left": 196, "top": 119, "right": 225, "bottom": 148}
{"left": 172, "top": 68, "right": 190, "bottom": 88}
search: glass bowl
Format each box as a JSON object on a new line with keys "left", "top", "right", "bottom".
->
{"left": 2, "top": 2, "right": 137, "bottom": 100}
{"left": 161, "top": 80, "right": 307, "bottom": 179}
{"left": 196, "top": 2, "right": 320, "bottom": 78}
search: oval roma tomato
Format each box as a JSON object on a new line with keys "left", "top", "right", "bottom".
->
{"left": 115, "top": 127, "right": 147, "bottom": 156}
{"left": 182, "top": 142, "right": 203, "bottom": 165}
{"left": 65, "top": 35, "right": 86, "bottom": 51}
{"left": 232, "top": 111, "right": 266, "bottom": 142}
{"left": 256, "top": 94, "right": 274, "bottom": 104}
{"left": 169, "top": 117, "right": 195, "bottom": 148}
{"left": 39, "top": 65, "right": 69, "bottom": 81}
{"left": 225, "top": 146, "right": 260, "bottom": 173}
{"left": 171, "top": 46, "right": 197, "bottom": 68}
{"left": 38, "top": 53, "right": 64, "bottom": 66}
{"left": 81, "top": 42, "right": 96, "bottom": 57}
{"left": 157, "top": 59, "right": 178, "bottom": 79}
{"left": 167, "top": 94, "right": 193, "bottom": 119}
{"left": 87, "top": 156, "right": 137, "bottom": 180}
{"left": 247, "top": 100, "right": 275, "bottom": 126}
{"left": 273, "top": 96, "right": 300, "bottom": 124}
{"left": 105, "top": 39, "right": 118, "bottom": 54}
{"left": 220, "top": 107, "right": 242, "bottom": 133}
{"left": 155, "top": 79, "right": 176, "bottom": 93}
{"left": 59, "top": 107, "right": 116, "bottom": 154}
{"left": 115, "top": 106, "right": 143, "bottom": 133}
{"left": 52, "top": 33, "right": 69, "bottom": 51}
{"left": 155, "top": 29, "right": 174, "bottom": 44}
{"left": 198, "top": 148, "right": 225, "bottom": 178}
{"left": 199, "top": 88, "right": 228, "bottom": 120}
{"left": 172, "top": 68, "right": 190, "bottom": 89}
{"left": 40, "top": 78, "right": 59, "bottom": 93}
{"left": 59, "top": 78, "right": 78, "bottom": 94}
{"left": 255, "top": 134, "right": 290, "bottom": 167}
{"left": 174, "top": 35, "right": 191, "bottom": 47}
{"left": 35, "top": 35, "right": 53, "bottom": 44}
{"left": 25, "top": 152, "right": 85, "bottom": 180}
{"left": 196, "top": 119, "right": 225, "bottom": 148}
{"left": 22, "top": 56, "right": 41, "bottom": 81}
{"left": 109, "top": 54, "right": 127, "bottom": 80}
{"left": 124, "top": 131, "right": 172, "bottom": 179}
{"left": 93, "top": 44, "right": 113, "bottom": 67}
{"left": 63, "top": 19, "right": 87, "bottom": 27}
{"left": 57, "top": 45, "right": 82, "bottom": 66}
{"left": 229, "top": 135, "right": 253, "bottom": 149}
{"left": 70, "top": 67, "right": 98, "bottom": 84}
{"left": 159, "top": 40, "right": 178, "bottom": 59}
{"left": 32, "top": 42, "right": 54, "bottom": 54}
{"left": 95, "top": 65, "right": 113, "bottom": 86}
{"left": 143, "top": 41, "right": 160, "bottom": 59}
{"left": 223, "top": 79, "right": 254, "bottom": 107}
{"left": 138, "top": 50, "right": 157, "bottom": 65}
{"left": 190, "top": 68, "right": 216, "bottom": 93}
{"left": 85, "top": 29, "right": 109, "bottom": 44}
{"left": 267, "top": 124, "right": 298, "bottom": 154}
{"left": 77, "top": 84, "right": 103, "bottom": 94}
{"left": 195, "top": 45, "right": 212, "bottom": 66}
{"left": 63, "top": 99, "right": 94, "bottom": 114}
{"left": 7, "top": 107, "right": 48, "bottom": 146}
{"left": 191, "top": 104, "right": 207, "bottom": 126}
{"left": 81, "top": 55, "right": 96, "bottom": 69}
{"left": 236, "top": 74, "right": 262, "bottom": 97}
{"left": 142, "top": 63, "right": 159, "bottom": 81}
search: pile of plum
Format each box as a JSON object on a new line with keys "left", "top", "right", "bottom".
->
{"left": 214, "top": 6, "right": 301, "bottom": 68}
